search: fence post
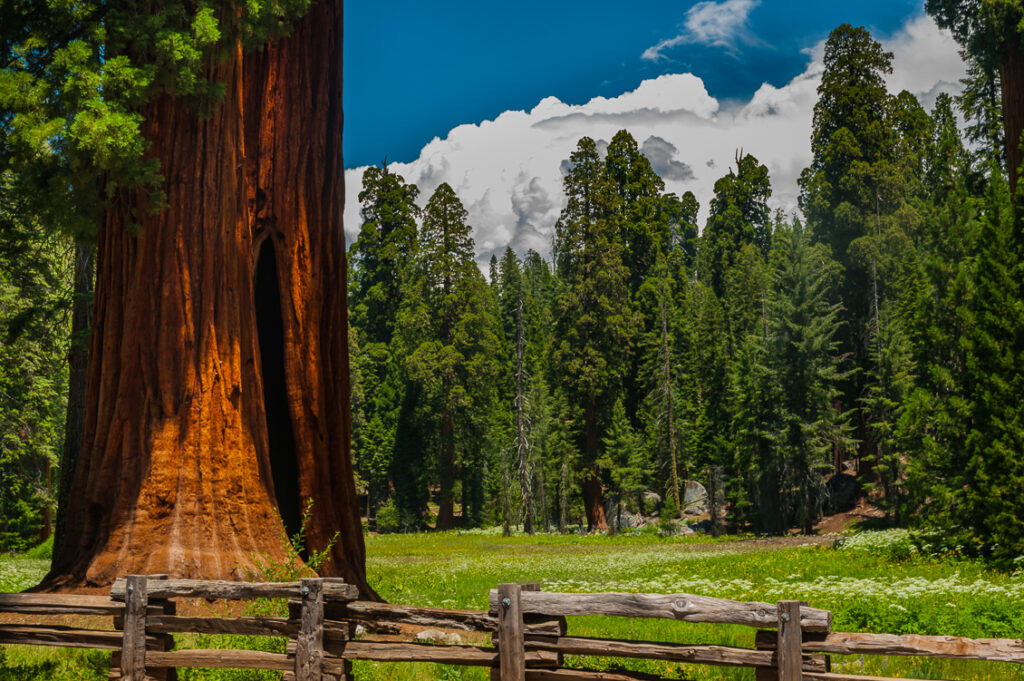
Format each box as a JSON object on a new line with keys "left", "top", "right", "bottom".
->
{"left": 497, "top": 583, "right": 525, "bottom": 681}
{"left": 777, "top": 600, "right": 804, "bottom": 681}
{"left": 120, "top": 575, "right": 148, "bottom": 681}
{"left": 295, "top": 577, "right": 325, "bottom": 681}
{"left": 320, "top": 577, "right": 352, "bottom": 681}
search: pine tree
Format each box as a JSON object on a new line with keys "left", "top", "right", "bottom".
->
{"left": 764, "top": 222, "right": 852, "bottom": 534}
{"left": 903, "top": 102, "right": 983, "bottom": 535}
{"left": 552, "top": 137, "right": 636, "bottom": 531}
{"left": 0, "top": 191, "right": 73, "bottom": 550}
{"left": 700, "top": 154, "right": 772, "bottom": 298}
{"left": 908, "top": 164, "right": 1024, "bottom": 561}
{"left": 398, "top": 183, "right": 503, "bottom": 530}
{"left": 349, "top": 164, "right": 421, "bottom": 348}
{"left": 957, "top": 171, "right": 1024, "bottom": 561}
{"left": 348, "top": 165, "right": 422, "bottom": 512}
{"left": 602, "top": 398, "right": 646, "bottom": 533}
{"left": 799, "top": 24, "right": 895, "bottom": 329}
{"left": 926, "top": 0, "right": 1024, "bottom": 196}
{"left": 637, "top": 254, "right": 683, "bottom": 510}
{"left": 605, "top": 130, "right": 668, "bottom": 293}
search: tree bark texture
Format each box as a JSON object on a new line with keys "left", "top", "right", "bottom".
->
{"left": 583, "top": 401, "right": 607, "bottom": 532}
{"left": 515, "top": 281, "right": 533, "bottom": 535}
{"left": 53, "top": 243, "right": 95, "bottom": 565}
{"left": 47, "top": 0, "right": 370, "bottom": 595}
{"left": 1002, "top": 37, "right": 1024, "bottom": 200}
{"left": 436, "top": 414, "right": 456, "bottom": 530}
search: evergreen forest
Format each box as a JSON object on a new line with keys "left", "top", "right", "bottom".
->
{"left": 2, "top": 3, "right": 1024, "bottom": 568}
{"left": 346, "top": 24, "right": 1024, "bottom": 563}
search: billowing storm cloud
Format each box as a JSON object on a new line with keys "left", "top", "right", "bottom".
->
{"left": 343, "top": 15, "right": 966, "bottom": 264}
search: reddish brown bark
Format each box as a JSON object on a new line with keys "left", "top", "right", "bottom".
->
{"left": 435, "top": 415, "right": 456, "bottom": 530}
{"left": 54, "top": 244, "right": 94, "bottom": 554}
{"left": 1001, "top": 37, "right": 1024, "bottom": 200}
{"left": 46, "top": 0, "right": 371, "bottom": 596}
{"left": 582, "top": 400, "right": 607, "bottom": 532}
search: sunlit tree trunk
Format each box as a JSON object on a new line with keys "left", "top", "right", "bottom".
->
{"left": 47, "top": 0, "right": 371, "bottom": 595}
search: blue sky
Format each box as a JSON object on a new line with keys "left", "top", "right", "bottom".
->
{"left": 343, "top": 0, "right": 924, "bottom": 168}
{"left": 340, "top": 1, "right": 966, "bottom": 260}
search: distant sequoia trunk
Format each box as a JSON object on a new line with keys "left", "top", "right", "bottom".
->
{"left": 45, "top": 0, "right": 372, "bottom": 596}
{"left": 1002, "top": 36, "right": 1024, "bottom": 200}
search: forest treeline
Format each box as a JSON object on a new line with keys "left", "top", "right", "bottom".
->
{"left": 346, "top": 24, "right": 1024, "bottom": 562}
{"left": 2, "top": 7, "right": 1023, "bottom": 567}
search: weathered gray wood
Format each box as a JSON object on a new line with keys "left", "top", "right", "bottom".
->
{"left": 522, "top": 635, "right": 826, "bottom": 672}
{"left": 335, "top": 641, "right": 499, "bottom": 664}
{"left": 111, "top": 578, "right": 357, "bottom": 602}
{"left": 0, "top": 592, "right": 124, "bottom": 615}
{"left": 113, "top": 606, "right": 176, "bottom": 631}
{"left": 318, "top": 579, "right": 352, "bottom": 681}
{"left": 321, "top": 640, "right": 555, "bottom": 666}
{"left": 498, "top": 583, "right": 526, "bottom": 681}
{"left": 803, "top": 674, "right": 950, "bottom": 681}
{"left": 778, "top": 601, "right": 804, "bottom": 681}
{"left": 336, "top": 600, "right": 562, "bottom": 636}
{"left": 516, "top": 583, "right": 559, "bottom": 669}
{"left": 519, "top": 669, "right": 670, "bottom": 681}
{"left": 146, "top": 649, "right": 293, "bottom": 671}
{"left": 525, "top": 615, "right": 568, "bottom": 637}
{"left": 489, "top": 591, "right": 832, "bottom": 632}
{"left": 327, "top": 643, "right": 491, "bottom": 663}
{"left": 0, "top": 624, "right": 127, "bottom": 649}
{"left": 145, "top": 614, "right": 347, "bottom": 640}
{"left": 285, "top": 673, "right": 348, "bottom": 681}
{"left": 338, "top": 617, "right": 400, "bottom": 635}
{"left": 521, "top": 635, "right": 561, "bottom": 668}
{"left": 754, "top": 629, "right": 777, "bottom": 681}
{"left": 338, "top": 600, "right": 498, "bottom": 631}
{"left": 108, "top": 651, "right": 121, "bottom": 680}
{"left": 146, "top": 581, "right": 176, "bottom": 681}
{"left": 524, "top": 635, "right": 775, "bottom": 668}
{"left": 756, "top": 629, "right": 1024, "bottom": 664}
{"left": 121, "top": 575, "right": 149, "bottom": 681}
{"left": 295, "top": 578, "right": 325, "bottom": 681}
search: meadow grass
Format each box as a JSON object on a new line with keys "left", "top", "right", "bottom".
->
{"left": 357, "top": 530, "right": 1024, "bottom": 680}
{"left": 1, "top": 530, "right": 1022, "bottom": 679}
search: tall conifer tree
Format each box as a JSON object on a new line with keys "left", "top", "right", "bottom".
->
{"left": 552, "top": 137, "right": 636, "bottom": 531}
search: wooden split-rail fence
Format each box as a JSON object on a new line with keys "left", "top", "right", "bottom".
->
{"left": 0, "top": 575, "right": 1022, "bottom": 680}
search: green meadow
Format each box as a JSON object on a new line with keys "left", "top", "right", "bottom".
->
{"left": 2, "top": 530, "right": 1023, "bottom": 680}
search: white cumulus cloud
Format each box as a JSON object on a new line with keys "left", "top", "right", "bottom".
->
{"left": 343, "top": 14, "right": 967, "bottom": 265}
{"left": 643, "top": 0, "right": 761, "bottom": 61}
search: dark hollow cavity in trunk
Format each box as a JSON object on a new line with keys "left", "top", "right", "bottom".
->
{"left": 255, "top": 237, "right": 302, "bottom": 549}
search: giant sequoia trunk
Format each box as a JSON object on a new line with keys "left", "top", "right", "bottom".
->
{"left": 1002, "top": 37, "right": 1024, "bottom": 200}
{"left": 583, "top": 400, "right": 608, "bottom": 532}
{"left": 435, "top": 414, "right": 456, "bottom": 530}
{"left": 53, "top": 243, "right": 94, "bottom": 555}
{"left": 46, "top": 0, "right": 371, "bottom": 595}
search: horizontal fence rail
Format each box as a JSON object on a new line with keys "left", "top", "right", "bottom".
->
{"left": 110, "top": 578, "right": 359, "bottom": 602}
{"left": 0, "top": 576, "right": 1019, "bottom": 680}
{"left": 488, "top": 590, "right": 834, "bottom": 632}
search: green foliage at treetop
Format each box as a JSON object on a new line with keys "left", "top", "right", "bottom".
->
{"left": 1, "top": 0, "right": 315, "bottom": 238}
{"left": 5, "top": 5, "right": 1024, "bottom": 565}
{"left": 345, "top": 20, "right": 1024, "bottom": 565}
